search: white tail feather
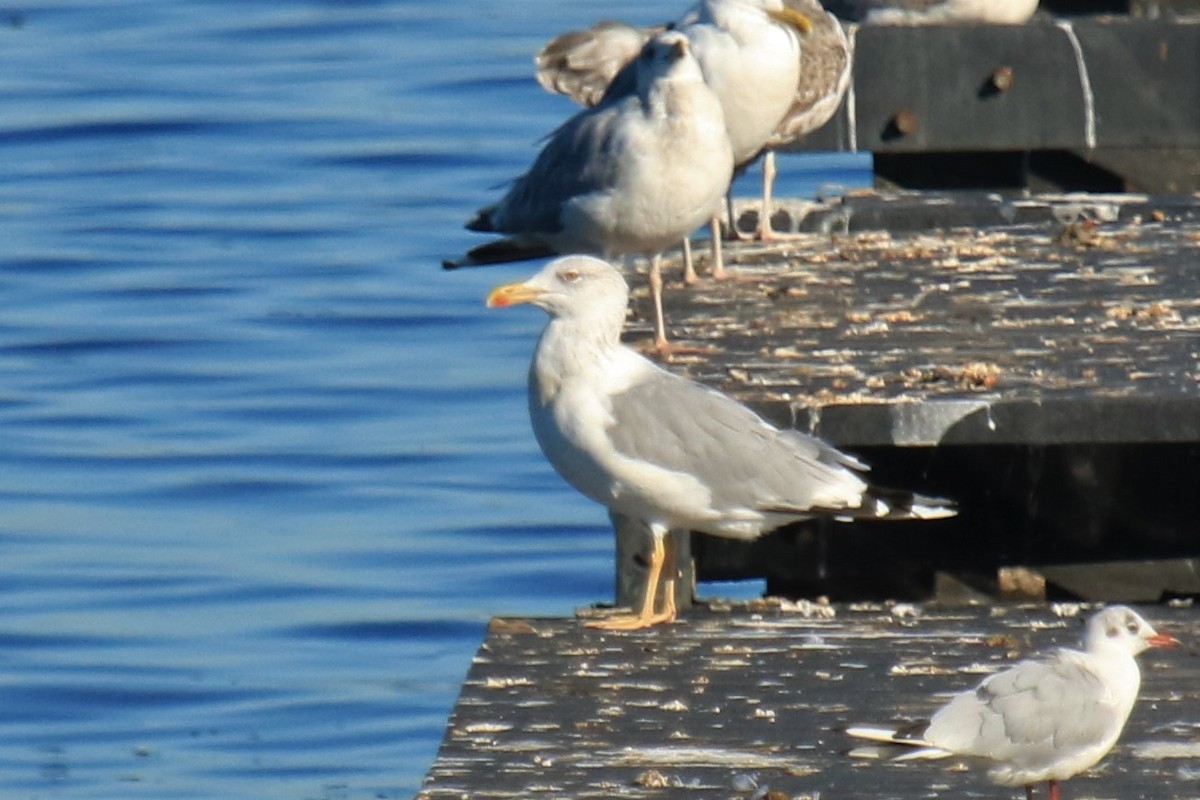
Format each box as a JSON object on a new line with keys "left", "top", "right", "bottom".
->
{"left": 910, "top": 503, "right": 957, "bottom": 520}
{"left": 893, "top": 747, "right": 951, "bottom": 762}
{"left": 846, "top": 725, "right": 950, "bottom": 762}
{"left": 846, "top": 725, "right": 907, "bottom": 743}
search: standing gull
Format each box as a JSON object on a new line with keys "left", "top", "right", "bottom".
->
{"left": 758, "top": 0, "right": 851, "bottom": 239}
{"left": 848, "top": 605, "right": 1180, "bottom": 800}
{"left": 852, "top": 0, "right": 1039, "bottom": 24}
{"left": 536, "top": 0, "right": 820, "bottom": 278}
{"left": 486, "top": 255, "right": 955, "bottom": 630}
{"left": 445, "top": 31, "right": 733, "bottom": 352}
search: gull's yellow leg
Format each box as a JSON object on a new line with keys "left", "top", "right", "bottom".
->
{"left": 657, "top": 533, "right": 679, "bottom": 623}
{"left": 586, "top": 531, "right": 674, "bottom": 630}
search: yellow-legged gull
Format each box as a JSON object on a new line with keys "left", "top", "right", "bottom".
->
{"left": 487, "top": 255, "right": 956, "bottom": 630}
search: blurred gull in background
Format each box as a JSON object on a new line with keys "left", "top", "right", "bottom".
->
{"left": 446, "top": 31, "right": 733, "bottom": 352}
{"left": 536, "top": 0, "right": 820, "bottom": 280}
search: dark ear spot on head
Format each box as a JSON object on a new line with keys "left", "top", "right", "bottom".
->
{"left": 1106, "top": 624, "right": 1119, "bottom": 638}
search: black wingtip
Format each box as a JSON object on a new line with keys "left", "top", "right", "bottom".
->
{"left": 442, "top": 239, "right": 557, "bottom": 270}
{"left": 464, "top": 207, "right": 496, "bottom": 234}
{"left": 865, "top": 487, "right": 957, "bottom": 521}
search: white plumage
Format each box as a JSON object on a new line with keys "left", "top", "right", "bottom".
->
{"left": 536, "top": 0, "right": 839, "bottom": 280}
{"left": 448, "top": 31, "right": 733, "bottom": 351}
{"left": 487, "top": 255, "right": 954, "bottom": 629}
{"left": 848, "top": 605, "right": 1180, "bottom": 800}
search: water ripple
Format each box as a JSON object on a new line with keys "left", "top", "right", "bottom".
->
{"left": 0, "top": 1, "right": 869, "bottom": 797}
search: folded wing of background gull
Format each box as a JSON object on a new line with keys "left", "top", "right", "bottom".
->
{"left": 535, "top": 20, "right": 665, "bottom": 108}
{"left": 758, "top": 0, "right": 851, "bottom": 239}
{"left": 446, "top": 31, "right": 733, "bottom": 352}
{"left": 535, "top": 0, "right": 814, "bottom": 282}
{"left": 853, "top": 0, "right": 1039, "bottom": 24}
{"left": 848, "top": 605, "right": 1180, "bottom": 800}
{"left": 486, "top": 255, "right": 955, "bottom": 630}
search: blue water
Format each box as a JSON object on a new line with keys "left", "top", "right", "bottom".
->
{"left": 0, "top": 1, "right": 869, "bottom": 796}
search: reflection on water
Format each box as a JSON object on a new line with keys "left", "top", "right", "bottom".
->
{"left": 0, "top": 0, "right": 868, "bottom": 795}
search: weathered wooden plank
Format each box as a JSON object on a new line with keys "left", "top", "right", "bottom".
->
{"left": 631, "top": 191, "right": 1200, "bottom": 598}
{"left": 653, "top": 191, "right": 1200, "bottom": 447}
{"left": 417, "top": 603, "right": 1200, "bottom": 800}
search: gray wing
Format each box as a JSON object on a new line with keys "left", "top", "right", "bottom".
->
{"left": 767, "top": 0, "right": 852, "bottom": 146}
{"left": 926, "top": 655, "right": 1123, "bottom": 760}
{"left": 606, "top": 368, "right": 868, "bottom": 515}
{"left": 536, "top": 21, "right": 664, "bottom": 107}
{"left": 485, "top": 99, "right": 630, "bottom": 236}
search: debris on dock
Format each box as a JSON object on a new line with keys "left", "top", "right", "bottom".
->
{"left": 416, "top": 602, "right": 1200, "bottom": 800}
{"left": 613, "top": 190, "right": 1200, "bottom": 602}
{"left": 652, "top": 191, "right": 1200, "bottom": 423}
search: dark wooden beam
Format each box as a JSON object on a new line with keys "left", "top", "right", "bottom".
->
{"left": 638, "top": 191, "right": 1200, "bottom": 600}
{"left": 787, "top": 17, "right": 1200, "bottom": 190}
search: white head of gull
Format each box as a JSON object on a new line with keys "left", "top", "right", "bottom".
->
{"left": 848, "top": 605, "right": 1180, "bottom": 800}
{"left": 488, "top": 255, "right": 955, "bottom": 630}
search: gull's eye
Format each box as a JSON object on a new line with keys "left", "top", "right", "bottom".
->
{"left": 1126, "top": 619, "right": 1141, "bottom": 634}
{"left": 560, "top": 269, "right": 581, "bottom": 284}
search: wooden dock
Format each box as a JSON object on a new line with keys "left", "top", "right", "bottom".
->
{"left": 416, "top": 602, "right": 1200, "bottom": 800}
{"left": 599, "top": 190, "right": 1200, "bottom": 606}
{"left": 418, "top": 9, "right": 1200, "bottom": 795}
{"left": 788, "top": 12, "right": 1200, "bottom": 192}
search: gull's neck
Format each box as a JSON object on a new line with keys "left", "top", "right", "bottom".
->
{"left": 639, "top": 55, "right": 705, "bottom": 110}
{"left": 1073, "top": 639, "right": 1143, "bottom": 714}
{"left": 646, "top": 71, "right": 711, "bottom": 131}
{"left": 531, "top": 308, "right": 625, "bottom": 405}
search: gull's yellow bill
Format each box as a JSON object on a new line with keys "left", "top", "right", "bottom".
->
{"left": 486, "top": 280, "right": 543, "bottom": 308}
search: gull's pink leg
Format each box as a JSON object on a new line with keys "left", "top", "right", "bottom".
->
{"left": 709, "top": 215, "right": 726, "bottom": 280}
{"left": 682, "top": 238, "right": 697, "bottom": 285}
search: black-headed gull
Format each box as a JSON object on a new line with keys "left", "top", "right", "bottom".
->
{"left": 849, "top": 605, "right": 1180, "bottom": 800}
